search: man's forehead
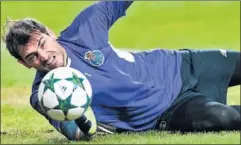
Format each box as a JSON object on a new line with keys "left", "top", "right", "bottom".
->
{"left": 29, "top": 33, "right": 43, "bottom": 42}
{"left": 23, "top": 33, "right": 43, "bottom": 50}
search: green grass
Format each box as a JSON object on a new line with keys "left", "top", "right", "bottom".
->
{"left": 1, "top": 1, "right": 240, "bottom": 144}
{"left": 1, "top": 86, "right": 240, "bottom": 144}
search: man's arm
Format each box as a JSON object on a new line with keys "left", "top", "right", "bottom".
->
{"left": 30, "top": 91, "right": 83, "bottom": 140}
{"left": 31, "top": 91, "right": 117, "bottom": 140}
{"left": 94, "top": 1, "right": 134, "bottom": 29}
{"left": 30, "top": 71, "right": 115, "bottom": 140}
{"left": 59, "top": 1, "right": 133, "bottom": 49}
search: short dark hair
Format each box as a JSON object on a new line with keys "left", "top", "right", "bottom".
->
{"left": 2, "top": 18, "right": 49, "bottom": 60}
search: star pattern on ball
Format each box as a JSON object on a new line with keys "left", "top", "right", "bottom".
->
{"left": 53, "top": 94, "right": 78, "bottom": 116}
{"left": 39, "top": 101, "right": 51, "bottom": 113}
{"left": 42, "top": 73, "right": 61, "bottom": 93}
{"left": 66, "top": 72, "right": 86, "bottom": 91}
{"left": 81, "top": 95, "right": 91, "bottom": 109}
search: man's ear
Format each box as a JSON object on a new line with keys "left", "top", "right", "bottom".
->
{"left": 17, "top": 59, "right": 32, "bottom": 69}
{"left": 46, "top": 28, "right": 56, "bottom": 39}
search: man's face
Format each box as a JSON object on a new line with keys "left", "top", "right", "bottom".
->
{"left": 18, "top": 32, "right": 66, "bottom": 72}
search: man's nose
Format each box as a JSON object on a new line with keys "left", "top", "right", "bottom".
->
{"left": 38, "top": 49, "right": 48, "bottom": 61}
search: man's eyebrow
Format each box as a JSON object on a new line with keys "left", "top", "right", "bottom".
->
{"left": 37, "top": 36, "right": 44, "bottom": 48}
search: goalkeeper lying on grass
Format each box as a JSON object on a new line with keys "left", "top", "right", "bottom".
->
{"left": 2, "top": 1, "right": 240, "bottom": 140}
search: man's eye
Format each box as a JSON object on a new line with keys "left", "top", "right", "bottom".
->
{"left": 40, "top": 41, "right": 46, "bottom": 49}
{"left": 29, "top": 54, "right": 37, "bottom": 61}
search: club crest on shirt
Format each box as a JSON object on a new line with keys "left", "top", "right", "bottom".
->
{"left": 84, "top": 50, "right": 105, "bottom": 66}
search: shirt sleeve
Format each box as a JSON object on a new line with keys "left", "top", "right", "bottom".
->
{"left": 95, "top": 1, "right": 134, "bottom": 29}
{"left": 30, "top": 71, "right": 80, "bottom": 140}
{"left": 59, "top": 1, "right": 133, "bottom": 50}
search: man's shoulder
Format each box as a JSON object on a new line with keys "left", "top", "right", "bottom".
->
{"left": 30, "top": 71, "right": 46, "bottom": 107}
{"left": 33, "top": 70, "right": 46, "bottom": 83}
{"left": 32, "top": 70, "right": 47, "bottom": 91}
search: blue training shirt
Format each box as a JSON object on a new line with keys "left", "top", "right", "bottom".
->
{"left": 30, "top": 1, "right": 183, "bottom": 139}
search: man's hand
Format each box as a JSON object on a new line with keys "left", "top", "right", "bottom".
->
{"left": 75, "top": 107, "right": 97, "bottom": 139}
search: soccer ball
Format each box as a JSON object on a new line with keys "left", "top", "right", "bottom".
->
{"left": 37, "top": 67, "right": 92, "bottom": 121}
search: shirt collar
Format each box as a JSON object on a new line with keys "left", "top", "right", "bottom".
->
{"left": 65, "top": 57, "right": 71, "bottom": 67}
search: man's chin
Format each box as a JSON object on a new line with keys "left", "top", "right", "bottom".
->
{"left": 47, "top": 63, "right": 65, "bottom": 71}
{"left": 45, "top": 66, "right": 57, "bottom": 72}
{"left": 36, "top": 66, "right": 56, "bottom": 72}
{"left": 35, "top": 62, "right": 64, "bottom": 72}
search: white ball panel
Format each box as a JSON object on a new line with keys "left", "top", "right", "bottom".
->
{"left": 71, "top": 87, "right": 87, "bottom": 107}
{"left": 47, "top": 109, "right": 65, "bottom": 121}
{"left": 66, "top": 107, "right": 85, "bottom": 120}
{"left": 42, "top": 70, "right": 55, "bottom": 81}
{"left": 71, "top": 68, "right": 87, "bottom": 79}
{"left": 54, "top": 80, "right": 73, "bottom": 100}
{"left": 82, "top": 79, "right": 92, "bottom": 99}
{"left": 71, "top": 68, "right": 92, "bottom": 98}
{"left": 43, "top": 89, "right": 59, "bottom": 108}
{"left": 52, "top": 67, "right": 73, "bottom": 79}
